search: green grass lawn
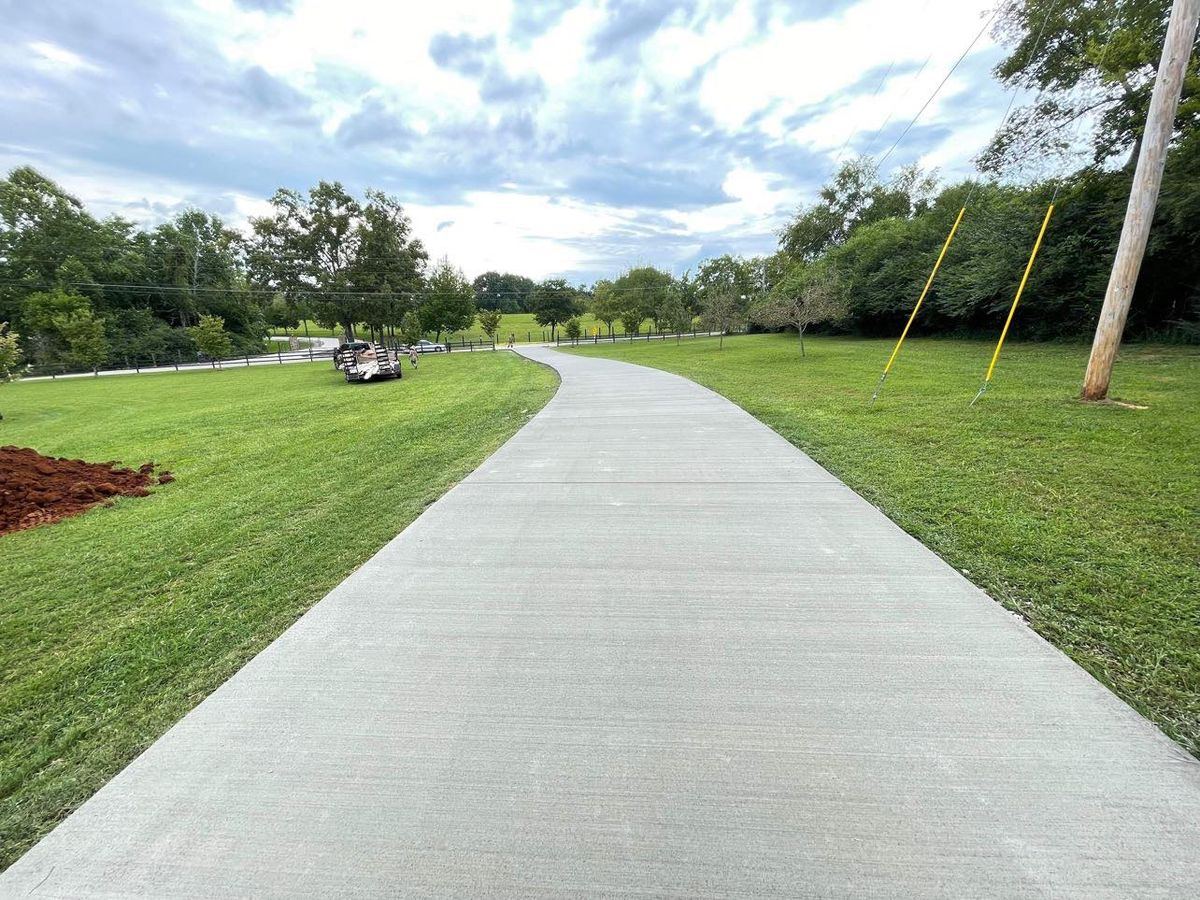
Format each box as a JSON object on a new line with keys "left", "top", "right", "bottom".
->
{"left": 567, "top": 334, "right": 1200, "bottom": 756}
{"left": 0, "top": 354, "right": 557, "bottom": 868}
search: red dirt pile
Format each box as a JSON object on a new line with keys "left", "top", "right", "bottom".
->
{"left": 0, "top": 446, "right": 173, "bottom": 536}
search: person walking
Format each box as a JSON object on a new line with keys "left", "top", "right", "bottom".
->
{"left": 408, "top": 347, "right": 419, "bottom": 369}
{"left": 507, "top": 333, "right": 515, "bottom": 349}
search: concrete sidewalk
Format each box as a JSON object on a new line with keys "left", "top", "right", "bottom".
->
{"left": 4, "top": 346, "right": 1199, "bottom": 897}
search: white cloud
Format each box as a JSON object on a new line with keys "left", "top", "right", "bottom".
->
{"left": 27, "top": 40, "right": 98, "bottom": 74}
{"left": 410, "top": 190, "right": 641, "bottom": 279}
{"left": 4, "top": 0, "right": 1016, "bottom": 281}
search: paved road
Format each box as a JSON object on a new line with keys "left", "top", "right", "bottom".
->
{"left": 4, "top": 346, "right": 1199, "bottom": 897}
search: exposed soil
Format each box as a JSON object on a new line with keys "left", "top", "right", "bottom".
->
{"left": 1, "top": 446, "right": 173, "bottom": 536}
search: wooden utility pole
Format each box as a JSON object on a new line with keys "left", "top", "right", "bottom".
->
{"left": 1082, "top": 0, "right": 1200, "bottom": 401}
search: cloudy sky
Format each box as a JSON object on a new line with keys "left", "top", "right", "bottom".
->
{"left": 1, "top": 0, "right": 1012, "bottom": 283}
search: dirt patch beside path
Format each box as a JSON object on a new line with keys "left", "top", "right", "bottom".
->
{"left": 1, "top": 446, "right": 173, "bottom": 535}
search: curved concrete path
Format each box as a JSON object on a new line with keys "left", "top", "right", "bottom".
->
{"left": 5, "top": 347, "right": 1199, "bottom": 897}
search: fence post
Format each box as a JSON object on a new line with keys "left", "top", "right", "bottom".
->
{"left": 175, "top": 353, "right": 181, "bottom": 371}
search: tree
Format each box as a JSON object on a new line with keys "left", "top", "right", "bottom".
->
{"left": 249, "top": 182, "right": 363, "bottom": 339}
{"left": 700, "top": 290, "right": 744, "bottom": 349}
{"left": 780, "top": 159, "right": 938, "bottom": 260}
{"left": 982, "top": 0, "right": 1200, "bottom": 174}
{"left": 563, "top": 317, "right": 582, "bottom": 341}
{"left": 54, "top": 309, "right": 109, "bottom": 373}
{"left": 751, "top": 263, "right": 847, "bottom": 355}
{"left": 20, "top": 289, "right": 91, "bottom": 366}
{"left": 419, "top": 259, "right": 476, "bottom": 341}
{"left": 0, "top": 323, "right": 23, "bottom": 382}
{"left": 0, "top": 323, "right": 21, "bottom": 419}
{"left": 150, "top": 210, "right": 246, "bottom": 329}
{"left": 193, "top": 314, "right": 233, "bottom": 366}
{"left": 611, "top": 266, "right": 673, "bottom": 335}
{"left": 693, "top": 255, "right": 759, "bottom": 319}
{"left": 590, "top": 279, "right": 620, "bottom": 334}
{"left": 266, "top": 295, "right": 301, "bottom": 332}
{"left": 656, "top": 293, "right": 693, "bottom": 342}
{"left": 351, "top": 190, "right": 428, "bottom": 337}
{"left": 529, "top": 278, "right": 578, "bottom": 339}
{"left": 400, "top": 310, "right": 423, "bottom": 345}
{"left": 473, "top": 272, "right": 535, "bottom": 312}
{"left": 477, "top": 308, "right": 503, "bottom": 343}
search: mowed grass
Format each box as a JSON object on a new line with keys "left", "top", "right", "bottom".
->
{"left": 0, "top": 354, "right": 557, "bottom": 868}
{"left": 567, "top": 334, "right": 1200, "bottom": 755}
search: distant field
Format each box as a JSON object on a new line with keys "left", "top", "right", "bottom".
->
{"left": 272, "top": 312, "right": 619, "bottom": 344}
{"left": 0, "top": 354, "right": 558, "bottom": 869}
{"left": 566, "top": 334, "right": 1200, "bottom": 757}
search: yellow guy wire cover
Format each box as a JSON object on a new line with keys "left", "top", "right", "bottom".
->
{"left": 982, "top": 203, "right": 1055, "bottom": 385}
{"left": 870, "top": 205, "right": 966, "bottom": 402}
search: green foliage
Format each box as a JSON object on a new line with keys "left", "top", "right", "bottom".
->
{"left": 699, "top": 289, "right": 744, "bottom": 348}
{"left": 400, "top": 310, "right": 423, "bottom": 345}
{"left": 22, "top": 289, "right": 92, "bottom": 367}
{"left": 265, "top": 295, "right": 301, "bottom": 332}
{"left": 0, "top": 323, "right": 23, "bottom": 382}
{"left": 693, "top": 254, "right": 763, "bottom": 321}
{"left": 563, "top": 317, "right": 582, "bottom": 340}
{"left": 983, "top": 0, "right": 1198, "bottom": 173}
{"left": 655, "top": 292, "right": 692, "bottom": 335}
{"left": 781, "top": 158, "right": 937, "bottom": 260}
{"left": 529, "top": 278, "right": 578, "bottom": 338}
{"left": 751, "top": 262, "right": 847, "bottom": 354}
{"left": 778, "top": 127, "right": 1200, "bottom": 340}
{"left": 473, "top": 272, "right": 535, "bottom": 312}
{"left": 53, "top": 309, "right": 108, "bottom": 373}
{"left": 420, "top": 259, "right": 476, "bottom": 341}
{"left": 192, "top": 314, "right": 233, "bottom": 362}
{"left": 611, "top": 266, "right": 673, "bottom": 334}
{"left": 477, "top": 308, "right": 503, "bottom": 341}
{"left": 248, "top": 182, "right": 426, "bottom": 338}
{"left": 568, "top": 334, "right": 1200, "bottom": 758}
{"left": 589, "top": 279, "right": 620, "bottom": 329}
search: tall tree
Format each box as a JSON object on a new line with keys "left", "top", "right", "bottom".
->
{"left": 780, "top": 159, "right": 937, "bottom": 260}
{"left": 589, "top": 279, "right": 620, "bottom": 333}
{"left": 54, "top": 309, "right": 108, "bottom": 373}
{"left": 351, "top": 190, "right": 427, "bottom": 336}
{"left": 249, "top": 182, "right": 363, "bottom": 339}
{"left": 611, "top": 266, "right": 673, "bottom": 335}
{"left": 529, "top": 278, "right": 578, "bottom": 339}
{"left": 693, "top": 255, "right": 759, "bottom": 320}
{"left": 473, "top": 272, "right": 535, "bottom": 312}
{"left": 420, "top": 259, "right": 476, "bottom": 341}
{"left": 150, "top": 210, "right": 246, "bottom": 328}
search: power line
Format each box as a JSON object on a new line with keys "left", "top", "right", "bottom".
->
{"left": 875, "top": 5, "right": 1004, "bottom": 169}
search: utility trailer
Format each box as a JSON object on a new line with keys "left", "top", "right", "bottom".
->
{"left": 335, "top": 342, "right": 403, "bottom": 383}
